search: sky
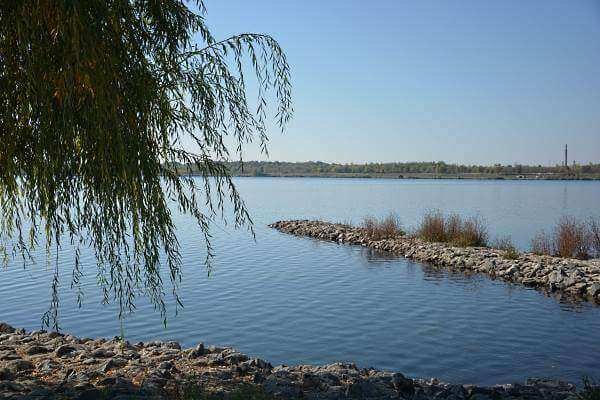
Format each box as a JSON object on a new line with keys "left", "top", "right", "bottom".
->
{"left": 203, "top": 0, "right": 600, "bottom": 165}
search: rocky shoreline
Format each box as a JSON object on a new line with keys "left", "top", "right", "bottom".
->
{"left": 0, "top": 322, "right": 586, "bottom": 400}
{"left": 269, "top": 220, "right": 600, "bottom": 304}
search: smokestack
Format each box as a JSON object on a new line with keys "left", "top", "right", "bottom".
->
{"left": 564, "top": 144, "right": 568, "bottom": 168}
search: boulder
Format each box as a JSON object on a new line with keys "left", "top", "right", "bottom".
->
{"left": 0, "top": 322, "right": 15, "bottom": 334}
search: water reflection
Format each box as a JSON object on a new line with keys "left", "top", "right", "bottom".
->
{"left": 357, "top": 240, "right": 597, "bottom": 314}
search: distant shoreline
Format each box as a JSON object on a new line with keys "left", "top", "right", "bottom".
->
{"left": 175, "top": 160, "right": 600, "bottom": 180}
{"left": 226, "top": 172, "right": 600, "bottom": 181}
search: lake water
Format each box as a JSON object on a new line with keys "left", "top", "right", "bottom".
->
{"left": 1, "top": 178, "right": 600, "bottom": 386}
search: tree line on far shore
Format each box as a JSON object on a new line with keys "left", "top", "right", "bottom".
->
{"left": 177, "top": 161, "right": 600, "bottom": 178}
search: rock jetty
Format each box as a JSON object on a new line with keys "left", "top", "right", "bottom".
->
{"left": 269, "top": 220, "right": 600, "bottom": 304}
{"left": 0, "top": 322, "right": 583, "bottom": 399}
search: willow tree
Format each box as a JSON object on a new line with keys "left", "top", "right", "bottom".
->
{"left": 0, "top": 1, "right": 292, "bottom": 329}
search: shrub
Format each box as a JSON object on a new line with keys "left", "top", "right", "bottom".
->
{"left": 361, "top": 213, "right": 404, "bottom": 240}
{"left": 554, "top": 216, "right": 590, "bottom": 260}
{"left": 445, "top": 214, "right": 462, "bottom": 241}
{"left": 531, "top": 217, "right": 596, "bottom": 260}
{"left": 493, "top": 235, "right": 520, "bottom": 260}
{"left": 454, "top": 216, "right": 488, "bottom": 247}
{"left": 417, "top": 211, "right": 447, "bottom": 242}
{"left": 531, "top": 230, "right": 554, "bottom": 256}
{"left": 417, "top": 211, "right": 488, "bottom": 247}
{"left": 588, "top": 217, "right": 600, "bottom": 258}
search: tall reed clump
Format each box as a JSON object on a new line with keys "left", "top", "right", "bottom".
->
{"left": 554, "top": 217, "right": 590, "bottom": 259}
{"left": 361, "top": 212, "right": 404, "bottom": 240}
{"left": 417, "top": 211, "right": 488, "bottom": 247}
{"left": 530, "top": 216, "right": 600, "bottom": 260}
{"left": 418, "top": 211, "right": 447, "bottom": 242}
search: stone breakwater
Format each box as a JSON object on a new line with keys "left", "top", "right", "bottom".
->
{"left": 0, "top": 323, "right": 582, "bottom": 400}
{"left": 269, "top": 220, "right": 600, "bottom": 304}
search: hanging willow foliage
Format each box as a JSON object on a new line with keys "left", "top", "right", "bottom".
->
{"left": 0, "top": 1, "right": 292, "bottom": 329}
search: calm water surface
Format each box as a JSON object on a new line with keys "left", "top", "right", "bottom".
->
{"left": 1, "top": 178, "right": 600, "bottom": 386}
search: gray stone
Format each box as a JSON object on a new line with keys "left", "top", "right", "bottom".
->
{"left": 0, "top": 322, "right": 16, "bottom": 334}
{"left": 25, "top": 345, "right": 50, "bottom": 355}
{"left": 588, "top": 283, "right": 600, "bottom": 297}
{"left": 0, "top": 368, "right": 14, "bottom": 380}
{"left": 91, "top": 348, "right": 115, "bottom": 358}
{"left": 188, "top": 343, "right": 205, "bottom": 358}
{"left": 165, "top": 341, "right": 181, "bottom": 350}
{"left": 55, "top": 344, "right": 77, "bottom": 357}
{"left": 99, "top": 357, "right": 127, "bottom": 372}
{"left": 7, "top": 359, "right": 34, "bottom": 373}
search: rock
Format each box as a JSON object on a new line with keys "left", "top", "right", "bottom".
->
{"left": 99, "top": 357, "right": 127, "bottom": 372}
{"left": 188, "top": 343, "right": 205, "bottom": 359}
{"left": 346, "top": 378, "right": 379, "bottom": 398}
{"left": 55, "top": 344, "right": 77, "bottom": 357}
{"left": 505, "top": 266, "right": 519, "bottom": 276}
{"left": 0, "top": 319, "right": 584, "bottom": 400}
{"left": 165, "top": 341, "right": 181, "bottom": 350}
{"left": 36, "top": 359, "right": 58, "bottom": 374}
{"left": 588, "top": 283, "right": 600, "bottom": 297}
{"left": 0, "top": 380, "right": 24, "bottom": 392}
{"left": 248, "top": 358, "right": 272, "bottom": 370}
{"left": 0, "top": 350, "right": 20, "bottom": 361}
{"left": 6, "top": 359, "right": 34, "bottom": 373}
{"left": 96, "top": 376, "right": 117, "bottom": 386}
{"left": 0, "top": 323, "right": 16, "bottom": 334}
{"left": 223, "top": 351, "right": 248, "bottom": 364}
{"left": 263, "top": 374, "right": 302, "bottom": 398}
{"left": 300, "top": 372, "right": 321, "bottom": 390}
{"left": 158, "top": 361, "right": 175, "bottom": 371}
{"left": 25, "top": 345, "right": 50, "bottom": 355}
{"left": 0, "top": 368, "right": 14, "bottom": 380}
{"left": 392, "top": 372, "right": 414, "bottom": 396}
{"left": 91, "top": 348, "right": 115, "bottom": 358}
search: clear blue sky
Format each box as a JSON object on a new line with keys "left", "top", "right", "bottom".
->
{"left": 204, "top": 0, "right": 600, "bottom": 165}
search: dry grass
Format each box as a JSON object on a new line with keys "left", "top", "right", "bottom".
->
{"left": 530, "top": 217, "right": 597, "bottom": 260}
{"left": 554, "top": 217, "right": 590, "bottom": 260}
{"left": 417, "top": 211, "right": 447, "bottom": 242}
{"left": 417, "top": 211, "right": 488, "bottom": 247}
{"left": 531, "top": 231, "right": 554, "bottom": 256}
{"left": 361, "top": 212, "right": 404, "bottom": 240}
{"left": 456, "top": 217, "right": 489, "bottom": 247}
{"left": 445, "top": 214, "right": 462, "bottom": 242}
{"left": 589, "top": 217, "right": 600, "bottom": 257}
{"left": 493, "top": 235, "right": 520, "bottom": 260}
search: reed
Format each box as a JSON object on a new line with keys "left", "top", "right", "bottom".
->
{"left": 553, "top": 217, "right": 590, "bottom": 260}
{"left": 361, "top": 212, "right": 404, "bottom": 240}
{"left": 417, "top": 211, "right": 488, "bottom": 247}
{"left": 417, "top": 211, "right": 447, "bottom": 243}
